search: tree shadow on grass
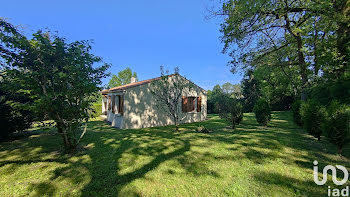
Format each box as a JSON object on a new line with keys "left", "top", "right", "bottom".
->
{"left": 39, "top": 120, "right": 223, "bottom": 196}
{"left": 1, "top": 111, "right": 350, "bottom": 196}
{"left": 253, "top": 171, "right": 327, "bottom": 196}
{"left": 28, "top": 182, "right": 56, "bottom": 197}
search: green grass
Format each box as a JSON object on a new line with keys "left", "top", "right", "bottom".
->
{"left": 0, "top": 111, "right": 349, "bottom": 196}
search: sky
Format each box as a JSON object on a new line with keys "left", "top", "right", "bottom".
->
{"left": 1, "top": 0, "right": 242, "bottom": 90}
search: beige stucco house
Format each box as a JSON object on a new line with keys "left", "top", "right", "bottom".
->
{"left": 101, "top": 74, "right": 207, "bottom": 129}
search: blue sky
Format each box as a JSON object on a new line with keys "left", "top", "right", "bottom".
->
{"left": 1, "top": 0, "right": 242, "bottom": 90}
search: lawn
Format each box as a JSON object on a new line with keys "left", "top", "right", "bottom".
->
{"left": 0, "top": 111, "right": 349, "bottom": 196}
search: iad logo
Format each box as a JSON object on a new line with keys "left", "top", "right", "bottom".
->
{"left": 313, "top": 160, "right": 349, "bottom": 197}
{"left": 313, "top": 160, "right": 348, "bottom": 185}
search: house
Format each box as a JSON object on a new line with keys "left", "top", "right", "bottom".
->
{"left": 101, "top": 74, "right": 207, "bottom": 129}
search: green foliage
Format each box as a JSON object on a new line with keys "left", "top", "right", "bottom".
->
{"left": 0, "top": 19, "right": 35, "bottom": 140}
{"left": 241, "top": 70, "right": 261, "bottom": 112}
{"left": 218, "top": 0, "right": 349, "bottom": 102}
{"left": 208, "top": 83, "right": 242, "bottom": 114}
{"left": 324, "top": 101, "right": 350, "bottom": 154}
{"left": 9, "top": 31, "right": 110, "bottom": 151}
{"left": 217, "top": 94, "right": 243, "bottom": 129}
{"left": 108, "top": 67, "right": 138, "bottom": 88}
{"left": 91, "top": 103, "right": 102, "bottom": 118}
{"left": 0, "top": 18, "right": 25, "bottom": 67}
{"left": 221, "top": 82, "right": 242, "bottom": 98}
{"left": 254, "top": 64, "right": 298, "bottom": 111}
{"left": 207, "top": 84, "right": 223, "bottom": 114}
{"left": 291, "top": 100, "right": 303, "bottom": 126}
{"left": 253, "top": 98, "right": 271, "bottom": 126}
{"left": 308, "top": 77, "right": 350, "bottom": 106}
{"left": 300, "top": 100, "right": 327, "bottom": 141}
{"left": 0, "top": 77, "right": 34, "bottom": 140}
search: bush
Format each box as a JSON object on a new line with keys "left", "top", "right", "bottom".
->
{"left": 217, "top": 95, "right": 243, "bottom": 129}
{"left": 291, "top": 100, "right": 303, "bottom": 126}
{"left": 91, "top": 103, "right": 102, "bottom": 118}
{"left": 253, "top": 98, "right": 271, "bottom": 126}
{"left": 300, "top": 99, "right": 327, "bottom": 141}
{"left": 324, "top": 101, "right": 350, "bottom": 155}
{"left": 0, "top": 82, "right": 34, "bottom": 141}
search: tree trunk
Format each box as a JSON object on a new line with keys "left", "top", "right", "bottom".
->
{"left": 56, "top": 120, "right": 72, "bottom": 151}
{"left": 317, "top": 136, "right": 321, "bottom": 141}
{"left": 232, "top": 120, "right": 235, "bottom": 129}
{"left": 338, "top": 145, "right": 343, "bottom": 155}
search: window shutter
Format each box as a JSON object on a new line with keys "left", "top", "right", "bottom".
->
{"left": 197, "top": 96, "right": 201, "bottom": 112}
{"left": 117, "top": 95, "right": 120, "bottom": 113}
{"left": 182, "top": 96, "right": 187, "bottom": 112}
{"left": 108, "top": 96, "right": 111, "bottom": 110}
{"left": 191, "top": 97, "right": 195, "bottom": 111}
{"left": 111, "top": 95, "right": 116, "bottom": 113}
{"left": 119, "top": 95, "right": 124, "bottom": 115}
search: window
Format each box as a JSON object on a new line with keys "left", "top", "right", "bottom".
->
{"left": 197, "top": 96, "right": 201, "bottom": 112}
{"left": 111, "top": 95, "right": 116, "bottom": 113}
{"left": 108, "top": 96, "right": 112, "bottom": 110}
{"left": 182, "top": 96, "right": 202, "bottom": 113}
{"left": 182, "top": 96, "right": 196, "bottom": 112}
{"left": 117, "top": 95, "right": 124, "bottom": 115}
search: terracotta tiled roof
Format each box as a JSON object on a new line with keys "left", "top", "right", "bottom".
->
{"left": 102, "top": 74, "right": 177, "bottom": 94}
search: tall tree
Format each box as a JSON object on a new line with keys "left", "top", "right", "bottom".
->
{"left": 0, "top": 19, "right": 34, "bottom": 140}
{"left": 216, "top": 0, "right": 349, "bottom": 100}
{"left": 241, "top": 69, "right": 261, "bottom": 112}
{"left": 0, "top": 18, "right": 25, "bottom": 67}
{"left": 207, "top": 84, "right": 223, "bottom": 114}
{"left": 108, "top": 67, "right": 138, "bottom": 88}
{"left": 9, "top": 31, "right": 109, "bottom": 151}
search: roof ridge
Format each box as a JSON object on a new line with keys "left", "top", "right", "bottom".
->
{"left": 102, "top": 74, "right": 177, "bottom": 94}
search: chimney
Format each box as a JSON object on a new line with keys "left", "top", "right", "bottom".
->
{"left": 130, "top": 77, "right": 136, "bottom": 83}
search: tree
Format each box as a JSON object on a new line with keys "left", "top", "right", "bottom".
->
{"left": 254, "top": 63, "right": 298, "bottom": 110}
{"left": 216, "top": 0, "right": 349, "bottom": 100}
{"left": 108, "top": 67, "right": 138, "bottom": 88}
{"left": 217, "top": 94, "right": 243, "bottom": 129}
{"left": 253, "top": 98, "right": 271, "bottom": 126}
{"left": 207, "top": 84, "right": 223, "bottom": 114}
{"left": 0, "top": 19, "right": 34, "bottom": 140}
{"left": 221, "top": 82, "right": 242, "bottom": 98}
{"left": 150, "top": 67, "right": 194, "bottom": 132}
{"left": 0, "top": 72, "right": 34, "bottom": 140}
{"left": 241, "top": 70, "right": 261, "bottom": 112}
{"left": 0, "top": 18, "right": 25, "bottom": 68}
{"left": 10, "top": 31, "right": 109, "bottom": 151}
{"left": 221, "top": 82, "right": 234, "bottom": 94}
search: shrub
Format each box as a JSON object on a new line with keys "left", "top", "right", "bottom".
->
{"left": 300, "top": 99, "right": 327, "bottom": 141}
{"left": 324, "top": 101, "right": 350, "bottom": 155}
{"left": 253, "top": 98, "right": 271, "bottom": 126}
{"left": 0, "top": 81, "right": 34, "bottom": 141}
{"left": 291, "top": 100, "right": 303, "bottom": 126}
{"left": 91, "top": 103, "right": 102, "bottom": 118}
{"left": 217, "top": 95, "right": 243, "bottom": 129}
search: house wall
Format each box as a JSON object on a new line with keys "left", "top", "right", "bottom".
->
{"left": 106, "top": 93, "right": 124, "bottom": 128}
{"left": 102, "top": 96, "right": 108, "bottom": 115}
{"left": 120, "top": 75, "right": 207, "bottom": 129}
